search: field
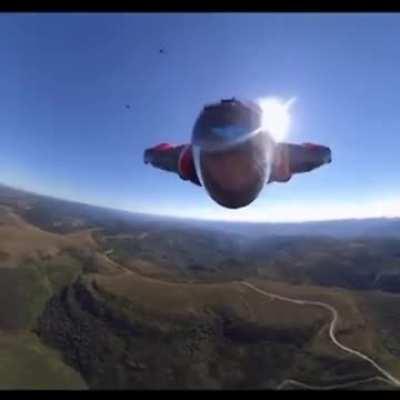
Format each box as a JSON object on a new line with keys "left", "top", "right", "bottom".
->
{"left": 0, "top": 184, "right": 398, "bottom": 389}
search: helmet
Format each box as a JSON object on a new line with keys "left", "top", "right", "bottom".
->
{"left": 191, "top": 98, "right": 275, "bottom": 209}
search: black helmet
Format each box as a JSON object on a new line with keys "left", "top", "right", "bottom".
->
{"left": 191, "top": 98, "right": 275, "bottom": 209}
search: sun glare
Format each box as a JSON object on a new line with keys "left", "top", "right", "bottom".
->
{"left": 257, "top": 97, "right": 295, "bottom": 142}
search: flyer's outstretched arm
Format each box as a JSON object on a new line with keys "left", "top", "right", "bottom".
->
{"left": 144, "top": 143, "right": 184, "bottom": 172}
{"left": 144, "top": 143, "right": 201, "bottom": 186}
{"left": 270, "top": 142, "right": 332, "bottom": 183}
{"left": 144, "top": 141, "right": 331, "bottom": 185}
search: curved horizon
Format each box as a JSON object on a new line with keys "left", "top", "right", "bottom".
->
{"left": 2, "top": 180, "right": 399, "bottom": 225}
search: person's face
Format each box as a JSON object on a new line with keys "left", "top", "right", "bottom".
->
{"left": 200, "top": 147, "right": 262, "bottom": 191}
{"left": 197, "top": 140, "right": 269, "bottom": 209}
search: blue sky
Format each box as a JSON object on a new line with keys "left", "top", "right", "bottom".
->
{"left": 0, "top": 13, "right": 399, "bottom": 222}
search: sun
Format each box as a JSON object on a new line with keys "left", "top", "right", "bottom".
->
{"left": 257, "top": 97, "right": 295, "bottom": 142}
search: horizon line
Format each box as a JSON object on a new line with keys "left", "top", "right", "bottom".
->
{"left": 1, "top": 182, "right": 399, "bottom": 225}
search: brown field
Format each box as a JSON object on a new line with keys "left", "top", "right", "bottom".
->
{"left": 0, "top": 200, "right": 398, "bottom": 389}
{"left": 93, "top": 269, "right": 400, "bottom": 378}
{"left": 0, "top": 206, "right": 98, "bottom": 267}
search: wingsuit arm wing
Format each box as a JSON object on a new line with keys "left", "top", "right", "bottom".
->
{"left": 144, "top": 143, "right": 186, "bottom": 173}
{"left": 269, "top": 142, "right": 331, "bottom": 183}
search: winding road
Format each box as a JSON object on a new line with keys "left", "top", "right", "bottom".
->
{"left": 240, "top": 281, "right": 400, "bottom": 390}
{"left": 101, "top": 243, "right": 399, "bottom": 390}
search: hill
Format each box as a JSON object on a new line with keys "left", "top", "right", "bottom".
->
{"left": 0, "top": 184, "right": 398, "bottom": 389}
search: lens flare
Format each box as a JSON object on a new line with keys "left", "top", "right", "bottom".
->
{"left": 257, "top": 97, "right": 295, "bottom": 142}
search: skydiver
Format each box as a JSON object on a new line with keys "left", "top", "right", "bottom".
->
{"left": 143, "top": 98, "right": 332, "bottom": 209}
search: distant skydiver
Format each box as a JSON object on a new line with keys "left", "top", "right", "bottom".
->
{"left": 144, "top": 98, "right": 332, "bottom": 209}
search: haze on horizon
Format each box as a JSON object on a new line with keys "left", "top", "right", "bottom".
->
{"left": 1, "top": 13, "right": 399, "bottom": 223}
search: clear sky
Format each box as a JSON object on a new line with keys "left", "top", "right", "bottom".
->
{"left": 1, "top": 13, "right": 399, "bottom": 222}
